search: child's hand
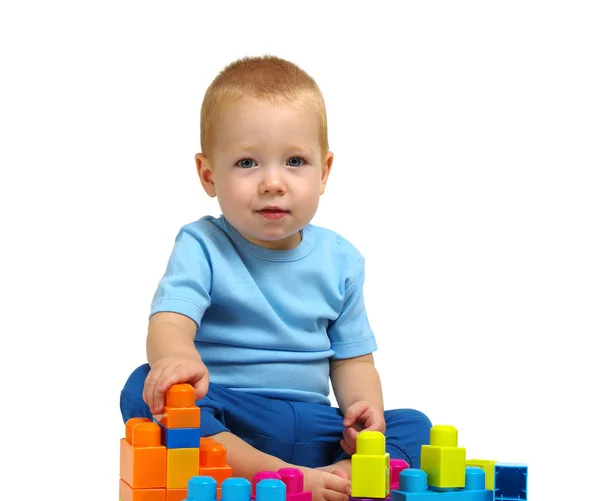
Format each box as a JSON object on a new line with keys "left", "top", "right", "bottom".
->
{"left": 142, "top": 354, "right": 209, "bottom": 415}
{"left": 299, "top": 465, "right": 351, "bottom": 501}
{"left": 340, "top": 401, "right": 386, "bottom": 456}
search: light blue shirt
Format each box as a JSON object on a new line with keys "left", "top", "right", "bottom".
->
{"left": 150, "top": 215, "right": 377, "bottom": 405}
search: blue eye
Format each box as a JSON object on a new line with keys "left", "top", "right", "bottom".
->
{"left": 236, "top": 158, "right": 256, "bottom": 169}
{"left": 287, "top": 157, "right": 306, "bottom": 167}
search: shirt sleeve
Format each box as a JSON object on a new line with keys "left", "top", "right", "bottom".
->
{"left": 328, "top": 256, "right": 377, "bottom": 359}
{"left": 149, "top": 227, "right": 212, "bottom": 326}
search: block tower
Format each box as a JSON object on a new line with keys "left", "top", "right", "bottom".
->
{"left": 349, "top": 425, "right": 527, "bottom": 500}
{"left": 420, "top": 425, "right": 466, "bottom": 490}
{"left": 119, "top": 383, "right": 232, "bottom": 501}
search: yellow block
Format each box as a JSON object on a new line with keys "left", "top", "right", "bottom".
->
{"left": 421, "top": 425, "right": 466, "bottom": 489}
{"left": 351, "top": 431, "right": 390, "bottom": 498}
{"left": 466, "top": 459, "right": 496, "bottom": 491}
{"left": 166, "top": 448, "right": 199, "bottom": 489}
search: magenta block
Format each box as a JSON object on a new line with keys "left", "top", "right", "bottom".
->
{"left": 278, "top": 468, "right": 311, "bottom": 501}
{"left": 390, "top": 459, "right": 410, "bottom": 491}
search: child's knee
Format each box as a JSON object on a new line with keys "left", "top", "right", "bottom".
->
{"left": 120, "top": 364, "right": 152, "bottom": 423}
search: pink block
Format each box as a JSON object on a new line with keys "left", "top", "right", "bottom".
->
{"left": 390, "top": 459, "right": 410, "bottom": 491}
{"left": 278, "top": 468, "right": 311, "bottom": 501}
{"left": 252, "top": 471, "right": 282, "bottom": 498}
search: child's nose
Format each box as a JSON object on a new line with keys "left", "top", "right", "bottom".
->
{"left": 259, "top": 168, "right": 287, "bottom": 194}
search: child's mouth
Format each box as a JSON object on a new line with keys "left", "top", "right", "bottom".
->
{"left": 258, "top": 208, "right": 289, "bottom": 220}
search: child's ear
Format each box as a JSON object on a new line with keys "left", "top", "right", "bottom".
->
{"left": 195, "top": 153, "right": 216, "bottom": 197}
{"left": 320, "top": 151, "right": 334, "bottom": 195}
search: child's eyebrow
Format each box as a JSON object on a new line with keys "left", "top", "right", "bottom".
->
{"left": 230, "top": 144, "right": 316, "bottom": 157}
{"left": 286, "top": 145, "right": 316, "bottom": 157}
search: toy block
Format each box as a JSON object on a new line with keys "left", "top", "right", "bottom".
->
{"left": 166, "top": 383, "right": 197, "bottom": 408}
{"left": 351, "top": 430, "right": 390, "bottom": 498}
{"left": 256, "top": 479, "right": 286, "bottom": 501}
{"left": 166, "top": 489, "right": 187, "bottom": 501}
{"left": 221, "top": 477, "right": 252, "bottom": 501}
{"left": 391, "top": 467, "right": 492, "bottom": 501}
{"left": 120, "top": 419, "right": 167, "bottom": 489}
{"left": 277, "top": 468, "right": 311, "bottom": 501}
{"left": 159, "top": 422, "right": 202, "bottom": 448}
{"left": 185, "top": 476, "right": 217, "bottom": 501}
{"left": 494, "top": 463, "right": 528, "bottom": 500}
{"left": 466, "top": 460, "right": 496, "bottom": 491}
{"left": 160, "top": 406, "right": 201, "bottom": 429}
{"left": 167, "top": 448, "right": 200, "bottom": 489}
{"left": 252, "top": 471, "right": 282, "bottom": 499}
{"left": 199, "top": 438, "right": 233, "bottom": 496}
{"left": 421, "top": 425, "right": 466, "bottom": 489}
{"left": 390, "top": 459, "right": 411, "bottom": 491}
{"left": 119, "top": 479, "right": 166, "bottom": 501}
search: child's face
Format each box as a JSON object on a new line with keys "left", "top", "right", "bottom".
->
{"left": 196, "top": 97, "right": 333, "bottom": 250}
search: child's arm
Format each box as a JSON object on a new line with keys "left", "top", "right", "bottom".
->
{"left": 143, "top": 311, "right": 209, "bottom": 414}
{"left": 210, "top": 431, "right": 351, "bottom": 501}
{"left": 330, "top": 353, "right": 384, "bottom": 414}
{"left": 330, "top": 353, "right": 385, "bottom": 455}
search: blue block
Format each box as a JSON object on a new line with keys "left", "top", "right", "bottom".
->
{"left": 256, "top": 479, "right": 286, "bottom": 501}
{"left": 186, "top": 476, "right": 217, "bottom": 501}
{"left": 222, "top": 477, "right": 252, "bottom": 501}
{"left": 156, "top": 420, "right": 201, "bottom": 448}
{"left": 392, "top": 468, "right": 493, "bottom": 501}
{"left": 494, "top": 463, "right": 528, "bottom": 500}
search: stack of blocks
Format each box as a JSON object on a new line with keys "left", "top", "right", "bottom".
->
{"left": 119, "top": 383, "right": 233, "bottom": 501}
{"left": 119, "top": 383, "right": 313, "bottom": 501}
{"left": 349, "top": 426, "right": 527, "bottom": 501}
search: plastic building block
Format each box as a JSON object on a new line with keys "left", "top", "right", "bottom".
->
{"left": 256, "top": 479, "right": 287, "bottom": 501}
{"left": 465, "top": 460, "right": 496, "bottom": 491}
{"left": 252, "top": 471, "right": 282, "bottom": 498}
{"left": 119, "top": 478, "right": 166, "bottom": 501}
{"left": 185, "top": 476, "right": 217, "bottom": 501}
{"left": 167, "top": 448, "right": 200, "bottom": 488}
{"left": 390, "top": 459, "right": 411, "bottom": 491}
{"left": 165, "top": 489, "right": 187, "bottom": 501}
{"left": 222, "top": 477, "right": 252, "bottom": 501}
{"left": 277, "top": 468, "right": 311, "bottom": 501}
{"left": 494, "top": 463, "right": 528, "bottom": 500}
{"left": 199, "top": 437, "right": 233, "bottom": 497}
{"left": 160, "top": 406, "right": 201, "bottom": 429}
{"left": 166, "top": 384, "right": 197, "bottom": 408}
{"left": 351, "top": 430, "right": 390, "bottom": 498}
{"left": 420, "top": 425, "right": 466, "bottom": 489}
{"left": 159, "top": 423, "right": 202, "bottom": 449}
{"left": 391, "top": 467, "right": 492, "bottom": 500}
{"left": 120, "top": 418, "right": 167, "bottom": 489}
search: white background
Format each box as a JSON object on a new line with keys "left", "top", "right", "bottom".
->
{"left": 1, "top": 1, "right": 598, "bottom": 499}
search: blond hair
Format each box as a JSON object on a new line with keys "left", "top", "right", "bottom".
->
{"left": 200, "top": 55, "right": 329, "bottom": 157}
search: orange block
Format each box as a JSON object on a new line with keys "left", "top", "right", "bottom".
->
{"left": 119, "top": 479, "right": 165, "bottom": 501}
{"left": 199, "top": 438, "right": 232, "bottom": 487}
{"left": 160, "top": 406, "right": 201, "bottom": 429}
{"left": 200, "top": 438, "right": 227, "bottom": 467}
{"left": 166, "top": 488, "right": 187, "bottom": 501}
{"left": 166, "top": 384, "right": 195, "bottom": 408}
{"left": 120, "top": 419, "right": 167, "bottom": 489}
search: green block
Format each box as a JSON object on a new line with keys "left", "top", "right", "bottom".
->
{"left": 351, "top": 453, "right": 390, "bottom": 498}
{"left": 466, "top": 459, "right": 496, "bottom": 490}
{"left": 421, "top": 444, "right": 466, "bottom": 488}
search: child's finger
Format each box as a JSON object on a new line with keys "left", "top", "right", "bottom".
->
{"left": 323, "top": 489, "right": 350, "bottom": 501}
{"left": 339, "top": 438, "right": 355, "bottom": 456}
{"left": 322, "top": 473, "right": 351, "bottom": 496}
{"left": 193, "top": 373, "right": 209, "bottom": 401}
{"left": 343, "top": 401, "right": 369, "bottom": 426}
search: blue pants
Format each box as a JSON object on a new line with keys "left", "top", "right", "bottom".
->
{"left": 120, "top": 364, "right": 432, "bottom": 468}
